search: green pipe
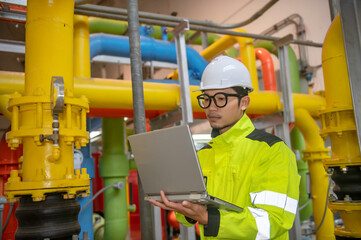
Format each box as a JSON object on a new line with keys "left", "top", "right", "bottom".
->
{"left": 255, "top": 40, "right": 313, "bottom": 222}
{"left": 291, "top": 127, "right": 313, "bottom": 222}
{"left": 100, "top": 118, "right": 129, "bottom": 240}
{"left": 89, "top": 17, "right": 128, "bottom": 35}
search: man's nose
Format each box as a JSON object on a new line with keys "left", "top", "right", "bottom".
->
{"left": 208, "top": 98, "right": 218, "bottom": 110}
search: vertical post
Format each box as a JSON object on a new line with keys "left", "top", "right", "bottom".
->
{"left": 274, "top": 35, "right": 301, "bottom": 240}
{"left": 201, "top": 32, "right": 209, "bottom": 49}
{"left": 172, "top": 19, "right": 196, "bottom": 240}
{"left": 172, "top": 20, "right": 193, "bottom": 125}
{"left": 127, "top": 0, "right": 155, "bottom": 239}
{"left": 274, "top": 35, "right": 295, "bottom": 147}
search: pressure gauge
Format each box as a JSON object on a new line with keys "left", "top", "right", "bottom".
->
{"left": 73, "top": 149, "right": 84, "bottom": 170}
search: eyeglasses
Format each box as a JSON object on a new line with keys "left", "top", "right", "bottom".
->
{"left": 197, "top": 93, "right": 243, "bottom": 109}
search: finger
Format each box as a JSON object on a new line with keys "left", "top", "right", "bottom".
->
{"left": 149, "top": 199, "right": 174, "bottom": 211}
{"left": 160, "top": 191, "right": 179, "bottom": 208}
{"left": 160, "top": 191, "right": 170, "bottom": 204}
{"left": 181, "top": 201, "right": 192, "bottom": 208}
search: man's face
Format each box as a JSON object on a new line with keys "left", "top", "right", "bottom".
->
{"left": 203, "top": 88, "right": 249, "bottom": 133}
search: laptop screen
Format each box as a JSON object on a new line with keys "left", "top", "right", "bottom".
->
{"left": 128, "top": 125, "right": 207, "bottom": 196}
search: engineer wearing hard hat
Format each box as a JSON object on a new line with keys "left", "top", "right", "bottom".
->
{"left": 149, "top": 56, "right": 300, "bottom": 239}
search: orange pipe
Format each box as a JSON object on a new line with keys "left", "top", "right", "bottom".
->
{"left": 255, "top": 48, "right": 277, "bottom": 91}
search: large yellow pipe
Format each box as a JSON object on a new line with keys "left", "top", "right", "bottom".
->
{"left": 295, "top": 108, "right": 335, "bottom": 239}
{"left": 321, "top": 15, "right": 360, "bottom": 167}
{"left": 0, "top": 71, "right": 325, "bottom": 117}
{"left": 21, "top": 0, "right": 74, "bottom": 182}
{"left": 170, "top": 29, "right": 259, "bottom": 91}
{"left": 321, "top": 14, "right": 361, "bottom": 238}
{"left": 5, "top": 0, "right": 89, "bottom": 202}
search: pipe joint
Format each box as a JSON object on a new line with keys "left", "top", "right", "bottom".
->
{"left": 319, "top": 106, "right": 356, "bottom": 139}
{"left": 302, "top": 148, "right": 331, "bottom": 163}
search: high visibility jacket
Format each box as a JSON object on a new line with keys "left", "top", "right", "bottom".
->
{"left": 176, "top": 114, "right": 300, "bottom": 239}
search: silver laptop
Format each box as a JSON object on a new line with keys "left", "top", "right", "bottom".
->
{"left": 128, "top": 124, "right": 243, "bottom": 212}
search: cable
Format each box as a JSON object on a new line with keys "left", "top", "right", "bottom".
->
{"left": 2, "top": 202, "right": 14, "bottom": 232}
{"left": 314, "top": 174, "right": 332, "bottom": 233}
{"left": 298, "top": 198, "right": 312, "bottom": 211}
{"left": 79, "top": 181, "right": 124, "bottom": 213}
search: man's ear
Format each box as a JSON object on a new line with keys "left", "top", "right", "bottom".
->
{"left": 240, "top": 96, "right": 250, "bottom": 111}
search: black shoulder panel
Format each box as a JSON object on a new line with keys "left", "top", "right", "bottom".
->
{"left": 199, "top": 144, "right": 212, "bottom": 151}
{"left": 246, "top": 129, "right": 283, "bottom": 147}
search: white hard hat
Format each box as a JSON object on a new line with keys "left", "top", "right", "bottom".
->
{"left": 194, "top": 56, "right": 253, "bottom": 92}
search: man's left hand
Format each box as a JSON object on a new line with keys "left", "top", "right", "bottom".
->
{"left": 149, "top": 190, "right": 208, "bottom": 225}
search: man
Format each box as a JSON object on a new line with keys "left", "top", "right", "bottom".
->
{"left": 149, "top": 56, "right": 300, "bottom": 239}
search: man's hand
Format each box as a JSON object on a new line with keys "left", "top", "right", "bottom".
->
{"left": 148, "top": 191, "right": 208, "bottom": 225}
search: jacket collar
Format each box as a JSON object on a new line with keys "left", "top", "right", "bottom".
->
{"left": 211, "top": 114, "right": 255, "bottom": 144}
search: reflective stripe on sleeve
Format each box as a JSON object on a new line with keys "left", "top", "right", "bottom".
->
{"left": 248, "top": 207, "right": 270, "bottom": 240}
{"left": 250, "top": 191, "right": 298, "bottom": 214}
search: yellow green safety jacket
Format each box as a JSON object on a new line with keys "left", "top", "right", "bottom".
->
{"left": 176, "top": 114, "right": 300, "bottom": 239}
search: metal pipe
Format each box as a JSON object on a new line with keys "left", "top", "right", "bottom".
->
{"left": 76, "top": 0, "right": 278, "bottom": 29}
{"left": 257, "top": 14, "right": 310, "bottom": 70}
{"left": 127, "top": 0, "right": 154, "bottom": 239}
{"left": 73, "top": 8, "right": 323, "bottom": 48}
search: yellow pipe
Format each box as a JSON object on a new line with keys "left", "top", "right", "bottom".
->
{"left": 321, "top": 14, "right": 361, "bottom": 238}
{"left": 25, "top": 0, "right": 74, "bottom": 97}
{"left": 295, "top": 108, "right": 335, "bottom": 240}
{"left": 74, "top": 15, "right": 91, "bottom": 79}
{"left": 0, "top": 72, "right": 326, "bottom": 117}
{"left": 0, "top": 95, "right": 12, "bottom": 120}
{"left": 169, "top": 29, "right": 259, "bottom": 91}
{"left": 23, "top": 0, "right": 74, "bottom": 181}
{"left": 321, "top": 14, "right": 360, "bottom": 167}
{"left": 5, "top": 0, "right": 89, "bottom": 202}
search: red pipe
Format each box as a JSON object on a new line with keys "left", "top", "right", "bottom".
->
{"left": 87, "top": 108, "right": 207, "bottom": 119}
{"left": 0, "top": 127, "right": 22, "bottom": 240}
{"left": 255, "top": 48, "right": 277, "bottom": 91}
{"left": 0, "top": 5, "right": 26, "bottom": 24}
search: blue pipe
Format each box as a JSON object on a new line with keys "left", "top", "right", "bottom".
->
{"left": 91, "top": 118, "right": 102, "bottom": 132}
{"left": 78, "top": 118, "right": 95, "bottom": 240}
{"left": 89, "top": 33, "right": 208, "bottom": 80}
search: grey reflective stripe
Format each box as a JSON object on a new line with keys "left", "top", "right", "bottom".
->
{"left": 250, "top": 191, "right": 298, "bottom": 214}
{"left": 248, "top": 207, "right": 270, "bottom": 240}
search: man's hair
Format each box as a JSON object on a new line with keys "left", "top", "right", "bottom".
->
{"left": 231, "top": 86, "right": 249, "bottom": 97}
{"left": 231, "top": 87, "right": 249, "bottom": 108}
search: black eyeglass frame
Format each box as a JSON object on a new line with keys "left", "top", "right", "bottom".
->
{"left": 196, "top": 92, "right": 244, "bottom": 109}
